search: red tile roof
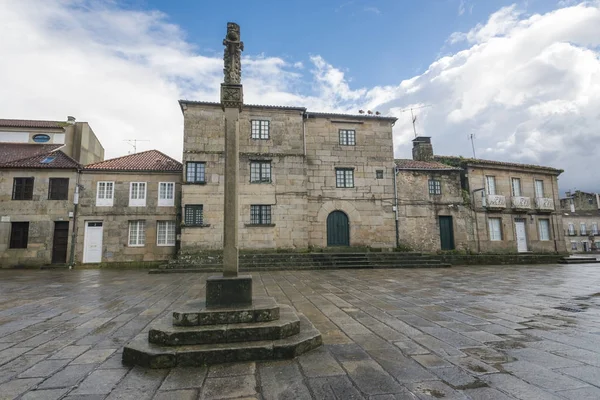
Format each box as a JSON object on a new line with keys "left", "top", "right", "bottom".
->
{"left": 0, "top": 119, "right": 67, "bottom": 129}
{"left": 0, "top": 143, "right": 63, "bottom": 163}
{"left": 395, "top": 159, "right": 461, "bottom": 171}
{"left": 84, "top": 150, "right": 182, "bottom": 172}
{"left": 0, "top": 149, "right": 80, "bottom": 169}
{"left": 434, "top": 155, "right": 563, "bottom": 174}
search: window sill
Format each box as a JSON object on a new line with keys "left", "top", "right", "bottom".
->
{"left": 245, "top": 223, "right": 276, "bottom": 227}
{"left": 182, "top": 224, "right": 211, "bottom": 228}
{"left": 128, "top": 245, "right": 145, "bottom": 248}
{"left": 157, "top": 244, "right": 176, "bottom": 247}
{"left": 184, "top": 181, "right": 207, "bottom": 185}
{"left": 249, "top": 181, "right": 273, "bottom": 184}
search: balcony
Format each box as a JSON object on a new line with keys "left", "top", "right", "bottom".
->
{"left": 511, "top": 196, "right": 532, "bottom": 211}
{"left": 535, "top": 197, "right": 555, "bottom": 212}
{"left": 485, "top": 194, "right": 506, "bottom": 210}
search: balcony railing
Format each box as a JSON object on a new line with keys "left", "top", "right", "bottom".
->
{"left": 535, "top": 197, "right": 555, "bottom": 211}
{"left": 485, "top": 194, "right": 506, "bottom": 209}
{"left": 511, "top": 196, "right": 532, "bottom": 210}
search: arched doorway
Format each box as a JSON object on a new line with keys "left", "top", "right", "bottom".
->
{"left": 327, "top": 211, "right": 349, "bottom": 246}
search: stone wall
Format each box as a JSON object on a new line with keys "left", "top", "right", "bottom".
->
{"left": 76, "top": 171, "right": 181, "bottom": 263}
{"left": 0, "top": 169, "right": 78, "bottom": 267}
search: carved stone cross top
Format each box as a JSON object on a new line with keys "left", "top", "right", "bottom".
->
{"left": 223, "top": 22, "right": 244, "bottom": 84}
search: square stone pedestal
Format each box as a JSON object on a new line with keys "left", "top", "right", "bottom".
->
{"left": 206, "top": 275, "right": 252, "bottom": 308}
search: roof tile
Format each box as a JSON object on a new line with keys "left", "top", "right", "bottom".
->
{"left": 0, "top": 149, "right": 80, "bottom": 169}
{"left": 84, "top": 150, "right": 182, "bottom": 172}
{"left": 434, "top": 155, "right": 562, "bottom": 173}
{"left": 0, "top": 143, "right": 63, "bottom": 163}
{"left": 395, "top": 159, "right": 461, "bottom": 171}
{"left": 0, "top": 119, "right": 66, "bottom": 129}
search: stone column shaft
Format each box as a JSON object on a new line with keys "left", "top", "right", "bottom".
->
{"left": 223, "top": 107, "right": 240, "bottom": 277}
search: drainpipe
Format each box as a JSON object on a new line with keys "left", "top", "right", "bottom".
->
{"left": 393, "top": 166, "right": 399, "bottom": 248}
{"left": 68, "top": 169, "right": 81, "bottom": 268}
{"left": 550, "top": 176, "right": 559, "bottom": 253}
{"left": 302, "top": 113, "right": 307, "bottom": 157}
{"left": 471, "top": 188, "right": 485, "bottom": 253}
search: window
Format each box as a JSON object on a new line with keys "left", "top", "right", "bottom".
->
{"left": 488, "top": 218, "right": 502, "bottom": 241}
{"left": 9, "top": 222, "right": 29, "bottom": 249}
{"left": 128, "top": 220, "right": 146, "bottom": 247}
{"left": 485, "top": 176, "right": 496, "bottom": 195}
{"left": 428, "top": 179, "right": 441, "bottom": 195}
{"left": 592, "top": 223, "right": 598, "bottom": 235}
{"left": 580, "top": 223, "right": 587, "bottom": 236}
{"left": 568, "top": 223, "right": 576, "bottom": 235}
{"left": 336, "top": 168, "right": 354, "bottom": 188}
{"left": 589, "top": 198, "right": 594, "bottom": 205}
{"left": 96, "top": 181, "right": 114, "bottom": 207}
{"left": 129, "top": 182, "right": 147, "bottom": 207}
{"left": 157, "top": 221, "right": 176, "bottom": 246}
{"left": 339, "top": 129, "right": 356, "bottom": 146}
{"left": 158, "top": 182, "right": 175, "bottom": 207}
{"left": 12, "top": 178, "right": 34, "bottom": 200}
{"left": 376, "top": 170, "right": 384, "bottom": 179}
{"left": 186, "top": 162, "right": 206, "bottom": 183}
{"left": 48, "top": 178, "right": 69, "bottom": 200}
{"left": 250, "top": 205, "right": 272, "bottom": 225}
{"left": 538, "top": 219, "right": 550, "bottom": 241}
{"left": 534, "top": 180, "right": 544, "bottom": 198}
{"left": 184, "top": 205, "right": 204, "bottom": 226}
{"left": 251, "top": 120, "right": 270, "bottom": 139}
{"left": 250, "top": 161, "right": 271, "bottom": 183}
{"left": 571, "top": 241, "right": 578, "bottom": 251}
{"left": 511, "top": 178, "right": 521, "bottom": 197}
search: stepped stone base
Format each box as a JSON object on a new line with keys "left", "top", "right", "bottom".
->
{"left": 123, "top": 314, "right": 322, "bottom": 368}
{"left": 206, "top": 274, "right": 252, "bottom": 307}
{"left": 173, "top": 297, "right": 279, "bottom": 326}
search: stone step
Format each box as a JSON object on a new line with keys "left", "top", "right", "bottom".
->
{"left": 122, "top": 313, "right": 322, "bottom": 368}
{"left": 149, "top": 305, "right": 299, "bottom": 346}
{"left": 150, "top": 263, "right": 451, "bottom": 274}
{"left": 559, "top": 258, "right": 600, "bottom": 264}
{"left": 173, "top": 297, "right": 279, "bottom": 326}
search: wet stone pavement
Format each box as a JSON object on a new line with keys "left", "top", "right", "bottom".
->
{"left": 0, "top": 264, "right": 600, "bottom": 400}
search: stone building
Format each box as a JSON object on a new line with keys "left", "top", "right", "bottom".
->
{"left": 76, "top": 150, "right": 182, "bottom": 264}
{"left": 0, "top": 144, "right": 80, "bottom": 267}
{"left": 395, "top": 137, "right": 473, "bottom": 252}
{"left": 435, "top": 155, "right": 566, "bottom": 253}
{"left": 0, "top": 117, "right": 104, "bottom": 165}
{"left": 560, "top": 191, "right": 600, "bottom": 252}
{"left": 179, "top": 101, "right": 397, "bottom": 251}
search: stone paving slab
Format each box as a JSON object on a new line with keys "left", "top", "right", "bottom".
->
{"left": 1, "top": 265, "right": 600, "bottom": 399}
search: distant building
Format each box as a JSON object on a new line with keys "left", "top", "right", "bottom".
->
{"left": 0, "top": 117, "right": 104, "bottom": 165}
{"left": 560, "top": 191, "right": 600, "bottom": 252}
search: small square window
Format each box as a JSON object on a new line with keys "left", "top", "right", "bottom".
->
{"left": 186, "top": 162, "right": 206, "bottom": 183}
{"left": 336, "top": 169, "right": 354, "bottom": 188}
{"left": 12, "top": 178, "right": 34, "bottom": 200}
{"left": 185, "top": 205, "right": 204, "bottom": 226}
{"left": 250, "top": 161, "right": 271, "bottom": 183}
{"left": 251, "top": 120, "right": 270, "bottom": 139}
{"left": 339, "top": 129, "right": 356, "bottom": 146}
{"left": 376, "top": 170, "right": 384, "bottom": 179}
{"left": 428, "top": 179, "right": 441, "bottom": 195}
{"left": 250, "top": 205, "right": 272, "bottom": 225}
{"left": 48, "top": 178, "right": 69, "bottom": 200}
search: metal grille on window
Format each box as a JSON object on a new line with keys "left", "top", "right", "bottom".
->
{"left": 185, "top": 205, "right": 204, "bottom": 226}
{"left": 251, "top": 120, "right": 270, "bottom": 139}
{"left": 336, "top": 169, "right": 354, "bottom": 188}
{"left": 339, "top": 129, "right": 356, "bottom": 145}
{"left": 429, "top": 179, "right": 441, "bottom": 195}
{"left": 250, "top": 161, "right": 271, "bottom": 183}
{"left": 186, "top": 162, "right": 205, "bottom": 183}
{"left": 250, "top": 205, "right": 271, "bottom": 225}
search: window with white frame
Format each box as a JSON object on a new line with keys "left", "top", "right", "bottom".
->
{"left": 128, "top": 220, "right": 146, "bottom": 246}
{"left": 251, "top": 120, "right": 270, "bottom": 139}
{"left": 158, "top": 182, "right": 175, "bottom": 207}
{"left": 485, "top": 176, "right": 496, "bottom": 195}
{"left": 580, "top": 223, "right": 587, "bottom": 236}
{"left": 592, "top": 223, "right": 598, "bottom": 235}
{"left": 250, "top": 161, "right": 271, "bottom": 183}
{"left": 96, "top": 181, "right": 114, "bottom": 207}
{"left": 157, "top": 221, "right": 176, "bottom": 246}
{"left": 339, "top": 129, "right": 356, "bottom": 146}
{"left": 488, "top": 218, "right": 502, "bottom": 241}
{"left": 568, "top": 223, "right": 575, "bottom": 235}
{"left": 129, "top": 182, "right": 146, "bottom": 207}
{"left": 571, "top": 241, "right": 578, "bottom": 250}
{"left": 534, "top": 179, "right": 544, "bottom": 198}
{"left": 538, "top": 219, "right": 550, "bottom": 241}
{"left": 511, "top": 178, "right": 521, "bottom": 197}
{"left": 336, "top": 168, "right": 354, "bottom": 188}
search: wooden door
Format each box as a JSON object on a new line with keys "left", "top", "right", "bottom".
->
{"left": 52, "top": 221, "right": 69, "bottom": 264}
{"left": 439, "top": 216, "right": 455, "bottom": 251}
{"left": 327, "top": 211, "right": 349, "bottom": 246}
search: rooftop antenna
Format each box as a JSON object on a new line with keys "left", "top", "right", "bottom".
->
{"left": 123, "top": 139, "right": 150, "bottom": 154}
{"left": 469, "top": 133, "right": 477, "bottom": 158}
{"left": 399, "top": 105, "right": 432, "bottom": 137}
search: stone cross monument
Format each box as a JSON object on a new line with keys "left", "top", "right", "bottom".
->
{"left": 205, "top": 22, "right": 252, "bottom": 308}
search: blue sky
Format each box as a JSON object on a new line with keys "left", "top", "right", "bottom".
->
{"left": 0, "top": 0, "right": 599, "bottom": 193}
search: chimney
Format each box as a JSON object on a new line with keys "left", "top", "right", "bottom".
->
{"left": 67, "top": 116, "right": 76, "bottom": 124}
{"left": 412, "top": 136, "right": 434, "bottom": 161}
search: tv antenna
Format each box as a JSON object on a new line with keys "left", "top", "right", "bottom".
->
{"left": 468, "top": 133, "right": 477, "bottom": 158}
{"left": 123, "top": 139, "right": 150, "bottom": 154}
{"left": 399, "top": 105, "right": 432, "bottom": 137}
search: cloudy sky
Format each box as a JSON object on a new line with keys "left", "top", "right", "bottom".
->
{"left": 1, "top": 0, "right": 598, "bottom": 195}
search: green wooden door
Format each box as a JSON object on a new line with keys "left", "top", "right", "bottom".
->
{"left": 327, "top": 211, "right": 349, "bottom": 246}
{"left": 439, "top": 216, "right": 455, "bottom": 251}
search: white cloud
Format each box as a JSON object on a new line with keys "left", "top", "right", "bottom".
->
{"left": 1, "top": 0, "right": 599, "bottom": 194}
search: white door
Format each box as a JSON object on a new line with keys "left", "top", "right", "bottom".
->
{"left": 83, "top": 221, "right": 103, "bottom": 263}
{"left": 515, "top": 220, "right": 528, "bottom": 253}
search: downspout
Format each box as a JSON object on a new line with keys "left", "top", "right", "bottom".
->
{"left": 302, "top": 113, "right": 307, "bottom": 157}
{"left": 68, "top": 168, "right": 81, "bottom": 268}
{"left": 550, "top": 176, "right": 559, "bottom": 253}
{"left": 393, "top": 166, "right": 399, "bottom": 248}
{"left": 472, "top": 188, "right": 485, "bottom": 253}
